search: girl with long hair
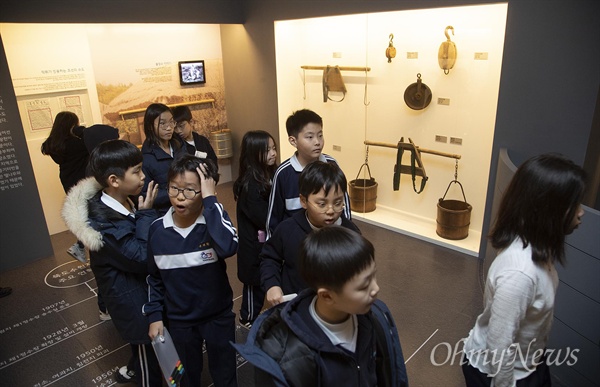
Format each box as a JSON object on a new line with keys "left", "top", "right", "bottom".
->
{"left": 462, "top": 153, "right": 586, "bottom": 387}
{"left": 233, "top": 130, "right": 278, "bottom": 327}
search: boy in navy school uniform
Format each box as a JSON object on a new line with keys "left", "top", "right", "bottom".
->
{"left": 261, "top": 161, "right": 360, "bottom": 307}
{"left": 172, "top": 105, "right": 218, "bottom": 164}
{"left": 265, "top": 109, "right": 351, "bottom": 238}
{"left": 234, "top": 226, "right": 408, "bottom": 387}
{"left": 62, "top": 139, "right": 162, "bottom": 386}
{"left": 144, "top": 154, "right": 238, "bottom": 387}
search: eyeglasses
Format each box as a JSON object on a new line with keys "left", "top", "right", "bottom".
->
{"left": 168, "top": 186, "right": 201, "bottom": 200}
{"left": 159, "top": 120, "right": 176, "bottom": 130}
{"left": 307, "top": 200, "right": 345, "bottom": 213}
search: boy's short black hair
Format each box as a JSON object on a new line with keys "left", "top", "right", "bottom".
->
{"left": 299, "top": 161, "right": 347, "bottom": 198}
{"left": 300, "top": 226, "right": 374, "bottom": 292}
{"left": 172, "top": 105, "right": 193, "bottom": 123}
{"left": 285, "top": 109, "right": 323, "bottom": 137}
{"left": 88, "top": 140, "right": 142, "bottom": 187}
{"left": 168, "top": 154, "right": 220, "bottom": 184}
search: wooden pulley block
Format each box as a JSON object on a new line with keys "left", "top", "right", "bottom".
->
{"left": 386, "top": 33, "right": 396, "bottom": 63}
{"left": 438, "top": 26, "right": 457, "bottom": 75}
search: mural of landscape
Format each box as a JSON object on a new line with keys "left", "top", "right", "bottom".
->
{"left": 97, "top": 58, "right": 227, "bottom": 145}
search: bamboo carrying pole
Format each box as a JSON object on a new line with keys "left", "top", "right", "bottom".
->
{"left": 364, "top": 140, "right": 461, "bottom": 160}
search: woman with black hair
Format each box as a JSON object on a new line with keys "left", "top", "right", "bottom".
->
{"left": 233, "top": 130, "right": 277, "bottom": 327}
{"left": 462, "top": 153, "right": 586, "bottom": 387}
{"left": 41, "top": 111, "right": 89, "bottom": 263}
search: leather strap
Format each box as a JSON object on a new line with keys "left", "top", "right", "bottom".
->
{"left": 393, "top": 139, "right": 403, "bottom": 191}
{"left": 410, "top": 150, "right": 427, "bottom": 194}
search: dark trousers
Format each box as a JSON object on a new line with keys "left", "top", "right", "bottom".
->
{"left": 170, "top": 310, "right": 237, "bottom": 387}
{"left": 97, "top": 291, "right": 106, "bottom": 313}
{"left": 132, "top": 343, "right": 163, "bottom": 387}
{"left": 239, "top": 284, "right": 265, "bottom": 323}
{"left": 462, "top": 354, "right": 551, "bottom": 387}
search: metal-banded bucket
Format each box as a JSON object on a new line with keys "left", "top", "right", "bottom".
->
{"left": 209, "top": 129, "right": 233, "bottom": 159}
{"left": 349, "top": 163, "right": 378, "bottom": 213}
{"left": 436, "top": 180, "right": 472, "bottom": 240}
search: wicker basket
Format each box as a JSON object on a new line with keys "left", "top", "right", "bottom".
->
{"left": 349, "top": 163, "right": 378, "bottom": 213}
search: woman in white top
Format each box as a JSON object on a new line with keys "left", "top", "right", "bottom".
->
{"left": 462, "top": 153, "right": 586, "bottom": 387}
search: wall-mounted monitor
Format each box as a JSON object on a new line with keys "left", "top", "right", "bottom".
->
{"left": 178, "top": 60, "right": 206, "bottom": 85}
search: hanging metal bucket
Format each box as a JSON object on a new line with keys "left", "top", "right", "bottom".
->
{"left": 209, "top": 129, "right": 233, "bottom": 159}
{"left": 436, "top": 180, "right": 472, "bottom": 240}
{"left": 349, "top": 163, "right": 378, "bottom": 213}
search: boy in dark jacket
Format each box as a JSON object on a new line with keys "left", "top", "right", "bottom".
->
{"left": 261, "top": 161, "right": 359, "bottom": 306}
{"left": 234, "top": 226, "right": 409, "bottom": 387}
{"left": 172, "top": 105, "right": 218, "bottom": 164}
{"left": 62, "top": 139, "right": 162, "bottom": 386}
{"left": 144, "top": 155, "right": 238, "bottom": 387}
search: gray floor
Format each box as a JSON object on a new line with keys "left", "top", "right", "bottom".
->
{"left": 0, "top": 181, "right": 484, "bottom": 386}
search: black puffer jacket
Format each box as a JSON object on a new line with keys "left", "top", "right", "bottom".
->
{"left": 235, "top": 290, "right": 378, "bottom": 387}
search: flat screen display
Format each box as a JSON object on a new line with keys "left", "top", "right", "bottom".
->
{"left": 178, "top": 60, "right": 206, "bottom": 85}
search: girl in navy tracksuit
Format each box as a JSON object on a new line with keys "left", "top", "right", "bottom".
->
{"left": 233, "top": 130, "right": 278, "bottom": 326}
{"left": 144, "top": 155, "right": 238, "bottom": 387}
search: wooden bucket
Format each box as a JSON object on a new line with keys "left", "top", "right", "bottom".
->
{"left": 436, "top": 180, "right": 472, "bottom": 240}
{"left": 209, "top": 129, "right": 233, "bottom": 159}
{"left": 349, "top": 163, "right": 378, "bottom": 213}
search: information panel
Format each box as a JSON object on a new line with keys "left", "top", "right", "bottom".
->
{"left": 0, "top": 36, "right": 53, "bottom": 271}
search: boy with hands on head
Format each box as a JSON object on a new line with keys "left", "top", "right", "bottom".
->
{"left": 144, "top": 155, "right": 238, "bottom": 387}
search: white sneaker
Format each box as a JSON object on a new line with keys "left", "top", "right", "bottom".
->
{"left": 115, "top": 365, "right": 135, "bottom": 384}
{"left": 67, "top": 243, "right": 87, "bottom": 263}
{"left": 99, "top": 310, "right": 112, "bottom": 321}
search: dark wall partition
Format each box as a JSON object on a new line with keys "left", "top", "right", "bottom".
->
{"left": 0, "top": 36, "right": 53, "bottom": 271}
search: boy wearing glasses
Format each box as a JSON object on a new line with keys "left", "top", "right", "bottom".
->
{"left": 266, "top": 109, "right": 351, "bottom": 238}
{"left": 172, "top": 105, "right": 218, "bottom": 164}
{"left": 261, "top": 161, "right": 359, "bottom": 307}
{"left": 144, "top": 154, "right": 238, "bottom": 387}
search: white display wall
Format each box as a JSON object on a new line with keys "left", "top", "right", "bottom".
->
{"left": 1, "top": 23, "right": 228, "bottom": 235}
{"left": 274, "top": 3, "right": 508, "bottom": 255}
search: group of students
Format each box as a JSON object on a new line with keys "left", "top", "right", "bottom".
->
{"left": 55, "top": 105, "right": 408, "bottom": 386}
{"left": 233, "top": 109, "right": 407, "bottom": 386}
{"left": 51, "top": 102, "right": 587, "bottom": 387}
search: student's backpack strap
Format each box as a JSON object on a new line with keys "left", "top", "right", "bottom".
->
{"left": 371, "top": 300, "right": 409, "bottom": 387}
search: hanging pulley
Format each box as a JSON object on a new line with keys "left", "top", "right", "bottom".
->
{"left": 438, "top": 26, "right": 457, "bottom": 75}
{"left": 385, "top": 33, "right": 397, "bottom": 63}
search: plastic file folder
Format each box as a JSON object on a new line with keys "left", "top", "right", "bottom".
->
{"left": 152, "top": 327, "right": 185, "bottom": 386}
